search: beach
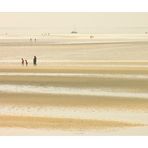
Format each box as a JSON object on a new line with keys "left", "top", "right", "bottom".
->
{"left": 0, "top": 35, "right": 148, "bottom": 135}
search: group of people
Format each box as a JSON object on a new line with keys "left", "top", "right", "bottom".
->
{"left": 21, "top": 56, "right": 37, "bottom": 66}
{"left": 29, "top": 38, "right": 37, "bottom": 42}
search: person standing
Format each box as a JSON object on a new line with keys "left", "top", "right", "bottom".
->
{"left": 33, "top": 56, "right": 37, "bottom": 66}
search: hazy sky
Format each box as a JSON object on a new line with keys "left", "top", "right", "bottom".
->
{"left": 0, "top": 13, "right": 148, "bottom": 34}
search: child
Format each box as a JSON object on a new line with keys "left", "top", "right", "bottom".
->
{"left": 25, "top": 60, "right": 28, "bottom": 66}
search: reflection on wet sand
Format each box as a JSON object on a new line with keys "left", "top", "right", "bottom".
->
{"left": 0, "top": 65, "right": 148, "bottom": 135}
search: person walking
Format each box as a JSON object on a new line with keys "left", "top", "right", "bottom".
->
{"left": 33, "top": 56, "right": 37, "bottom": 66}
{"left": 25, "top": 60, "right": 28, "bottom": 66}
{"left": 21, "top": 58, "right": 24, "bottom": 66}
{"left": 30, "top": 38, "right": 32, "bottom": 42}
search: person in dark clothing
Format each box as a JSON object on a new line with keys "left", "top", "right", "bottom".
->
{"left": 33, "top": 56, "right": 37, "bottom": 65}
{"left": 21, "top": 58, "right": 24, "bottom": 66}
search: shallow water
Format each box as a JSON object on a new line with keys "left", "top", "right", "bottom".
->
{"left": 1, "top": 72, "right": 148, "bottom": 80}
{"left": 0, "top": 36, "right": 148, "bottom": 134}
{"left": 0, "top": 83, "right": 148, "bottom": 99}
{"left": 1, "top": 35, "right": 148, "bottom": 63}
{"left": 0, "top": 104, "right": 147, "bottom": 124}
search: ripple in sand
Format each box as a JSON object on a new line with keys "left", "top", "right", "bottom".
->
{"left": 0, "top": 84, "right": 148, "bottom": 99}
{"left": 1, "top": 72, "right": 148, "bottom": 80}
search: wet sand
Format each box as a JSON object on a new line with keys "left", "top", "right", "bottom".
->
{"left": 0, "top": 115, "right": 140, "bottom": 130}
{"left": 0, "top": 65, "right": 148, "bottom": 135}
{"left": 1, "top": 93, "right": 148, "bottom": 110}
{"left": 0, "top": 37, "right": 148, "bottom": 135}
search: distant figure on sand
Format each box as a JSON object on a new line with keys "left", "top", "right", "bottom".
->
{"left": 33, "top": 56, "right": 37, "bottom": 65}
{"left": 34, "top": 38, "right": 37, "bottom": 43}
{"left": 25, "top": 60, "right": 28, "bottom": 66}
{"left": 21, "top": 58, "right": 24, "bottom": 66}
{"left": 30, "top": 38, "right": 32, "bottom": 42}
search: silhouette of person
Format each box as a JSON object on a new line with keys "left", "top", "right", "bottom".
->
{"left": 25, "top": 60, "right": 28, "bottom": 66}
{"left": 21, "top": 58, "right": 24, "bottom": 66}
{"left": 33, "top": 56, "right": 37, "bottom": 65}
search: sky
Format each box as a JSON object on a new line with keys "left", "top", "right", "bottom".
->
{"left": 0, "top": 12, "right": 148, "bottom": 34}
